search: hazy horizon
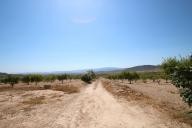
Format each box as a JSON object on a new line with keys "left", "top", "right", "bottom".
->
{"left": 0, "top": 0, "right": 192, "bottom": 73}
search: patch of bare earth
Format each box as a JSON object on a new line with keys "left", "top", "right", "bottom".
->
{"left": 0, "top": 80, "right": 84, "bottom": 128}
{"left": 102, "top": 79, "right": 192, "bottom": 127}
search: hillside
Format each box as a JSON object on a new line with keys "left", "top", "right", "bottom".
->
{"left": 123, "top": 65, "right": 160, "bottom": 72}
{"left": 97, "top": 65, "right": 160, "bottom": 74}
{"left": 0, "top": 72, "right": 7, "bottom": 75}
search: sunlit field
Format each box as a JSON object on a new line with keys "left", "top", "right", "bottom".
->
{"left": 0, "top": 0, "right": 192, "bottom": 128}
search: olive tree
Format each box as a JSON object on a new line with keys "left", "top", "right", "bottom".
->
{"left": 123, "top": 72, "right": 135, "bottom": 84}
{"left": 3, "top": 75, "right": 19, "bottom": 87}
{"left": 31, "top": 74, "right": 44, "bottom": 85}
{"left": 132, "top": 72, "right": 140, "bottom": 83}
{"left": 22, "top": 75, "right": 31, "bottom": 85}
{"left": 45, "top": 75, "right": 56, "bottom": 83}
{"left": 57, "top": 74, "right": 68, "bottom": 84}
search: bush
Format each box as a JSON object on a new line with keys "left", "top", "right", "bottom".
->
{"left": 81, "top": 70, "right": 96, "bottom": 83}
{"left": 81, "top": 74, "right": 92, "bottom": 83}
{"left": 87, "top": 70, "right": 96, "bottom": 79}
{"left": 162, "top": 55, "right": 192, "bottom": 106}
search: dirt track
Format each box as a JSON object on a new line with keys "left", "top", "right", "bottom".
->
{"left": 0, "top": 80, "right": 191, "bottom": 128}
{"left": 49, "top": 81, "right": 190, "bottom": 128}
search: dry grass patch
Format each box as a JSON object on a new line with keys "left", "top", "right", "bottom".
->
{"left": 50, "top": 93, "right": 63, "bottom": 99}
{"left": 0, "top": 114, "right": 5, "bottom": 120}
{"left": 102, "top": 80, "right": 149, "bottom": 101}
{"left": 22, "top": 96, "right": 45, "bottom": 105}
{"left": 52, "top": 85, "right": 80, "bottom": 94}
{"left": 0, "top": 85, "right": 44, "bottom": 92}
{"left": 22, "top": 93, "right": 33, "bottom": 97}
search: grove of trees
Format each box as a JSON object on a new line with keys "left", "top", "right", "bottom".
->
{"left": 0, "top": 73, "right": 84, "bottom": 87}
{"left": 106, "top": 71, "right": 169, "bottom": 85}
{"left": 107, "top": 72, "right": 140, "bottom": 84}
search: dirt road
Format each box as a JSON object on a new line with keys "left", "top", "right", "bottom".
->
{"left": 0, "top": 80, "right": 190, "bottom": 128}
{"left": 52, "top": 81, "right": 190, "bottom": 128}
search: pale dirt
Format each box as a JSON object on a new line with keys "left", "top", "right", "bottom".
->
{"left": 0, "top": 80, "right": 191, "bottom": 128}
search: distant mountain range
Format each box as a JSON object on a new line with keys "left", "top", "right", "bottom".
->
{"left": 51, "top": 67, "right": 123, "bottom": 74}
{"left": 0, "top": 72, "right": 8, "bottom": 76}
{"left": 0, "top": 65, "right": 160, "bottom": 75}
{"left": 95, "top": 65, "right": 160, "bottom": 74}
{"left": 51, "top": 65, "right": 160, "bottom": 74}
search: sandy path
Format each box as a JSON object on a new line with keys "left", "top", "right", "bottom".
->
{"left": 52, "top": 81, "right": 190, "bottom": 128}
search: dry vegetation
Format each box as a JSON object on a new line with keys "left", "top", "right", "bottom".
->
{"left": 0, "top": 85, "right": 44, "bottom": 92}
{"left": 22, "top": 96, "right": 45, "bottom": 105}
{"left": 0, "top": 80, "right": 84, "bottom": 93}
{"left": 102, "top": 80, "right": 150, "bottom": 101}
{"left": 52, "top": 85, "right": 80, "bottom": 93}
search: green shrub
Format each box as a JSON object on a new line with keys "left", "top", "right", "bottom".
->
{"left": 81, "top": 74, "right": 92, "bottom": 83}
{"left": 162, "top": 55, "right": 192, "bottom": 106}
{"left": 81, "top": 70, "right": 96, "bottom": 83}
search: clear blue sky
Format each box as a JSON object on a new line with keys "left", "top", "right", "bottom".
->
{"left": 0, "top": 0, "right": 192, "bottom": 73}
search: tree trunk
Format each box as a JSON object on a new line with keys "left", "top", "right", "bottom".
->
{"left": 166, "top": 79, "right": 168, "bottom": 83}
